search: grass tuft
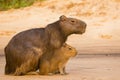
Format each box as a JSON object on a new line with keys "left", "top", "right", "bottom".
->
{"left": 0, "top": 0, "right": 45, "bottom": 11}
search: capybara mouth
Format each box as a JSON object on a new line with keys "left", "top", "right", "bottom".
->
{"left": 72, "top": 51, "right": 77, "bottom": 57}
{"left": 81, "top": 28, "right": 86, "bottom": 34}
{"left": 75, "top": 27, "right": 86, "bottom": 34}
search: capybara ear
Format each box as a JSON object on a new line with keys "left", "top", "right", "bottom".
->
{"left": 62, "top": 43, "right": 67, "bottom": 47}
{"left": 60, "top": 15, "right": 67, "bottom": 21}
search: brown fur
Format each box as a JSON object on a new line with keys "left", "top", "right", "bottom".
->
{"left": 39, "top": 43, "right": 77, "bottom": 75}
{"left": 4, "top": 15, "right": 86, "bottom": 76}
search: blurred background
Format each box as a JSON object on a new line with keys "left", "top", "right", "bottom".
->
{"left": 0, "top": 0, "right": 120, "bottom": 55}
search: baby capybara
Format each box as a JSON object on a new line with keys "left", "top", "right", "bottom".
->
{"left": 39, "top": 43, "right": 77, "bottom": 75}
{"left": 4, "top": 15, "right": 86, "bottom": 75}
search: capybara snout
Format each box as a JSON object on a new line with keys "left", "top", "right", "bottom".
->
{"left": 75, "top": 20, "right": 87, "bottom": 34}
{"left": 79, "top": 20, "right": 87, "bottom": 34}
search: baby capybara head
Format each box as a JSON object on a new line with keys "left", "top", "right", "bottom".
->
{"left": 59, "top": 15, "right": 87, "bottom": 35}
{"left": 61, "top": 43, "right": 77, "bottom": 58}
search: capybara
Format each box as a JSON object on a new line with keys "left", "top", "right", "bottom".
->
{"left": 4, "top": 15, "right": 86, "bottom": 76}
{"left": 39, "top": 43, "right": 77, "bottom": 75}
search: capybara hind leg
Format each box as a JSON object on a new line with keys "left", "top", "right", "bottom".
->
{"left": 14, "top": 59, "right": 39, "bottom": 75}
{"left": 14, "top": 62, "right": 33, "bottom": 76}
{"left": 14, "top": 65, "right": 28, "bottom": 76}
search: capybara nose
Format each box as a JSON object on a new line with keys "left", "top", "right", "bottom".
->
{"left": 83, "top": 21, "right": 87, "bottom": 28}
{"left": 82, "top": 22, "right": 87, "bottom": 33}
{"left": 73, "top": 50, "right": 77, "bottom": 57}
{"left": 84, "top": 23, "right": 87, "bottom": 28}
{"left": 84, "top": 23, "right": 87, "bottom": 31}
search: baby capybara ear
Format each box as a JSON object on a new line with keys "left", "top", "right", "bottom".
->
{"left": 62, "top": 43, "right": 67, "bottom": 47}
{"left": 60, "top": 15, "right": 67, "bottom": 21}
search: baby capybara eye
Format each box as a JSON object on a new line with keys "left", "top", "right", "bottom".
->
{"left": 68, "top": 47, "right": 72, "bottom": 50}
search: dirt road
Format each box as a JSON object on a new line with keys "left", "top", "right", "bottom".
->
{"left": 1, "top": 55, "right": 120, "bottom": 80}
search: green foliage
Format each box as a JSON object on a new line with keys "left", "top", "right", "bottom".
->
{"left": 0, "top": 0, "right": 45, "bottom": 11}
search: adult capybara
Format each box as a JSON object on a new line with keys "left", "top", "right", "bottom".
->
{"left": 39, "top": 43, "right": 77, "bottom": 75}
{"left": 4, "top": 15, "right": 86, "bottom": 76}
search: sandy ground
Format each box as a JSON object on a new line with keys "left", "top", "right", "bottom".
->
{"left": 1, "top": 55, "right": 120, "bottom": 80}
{"left": 0, "top": 0, "right": 120, "bottom": 80}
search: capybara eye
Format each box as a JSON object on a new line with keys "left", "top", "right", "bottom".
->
{"left": 68, "top": 47, "right": 72, "bottom": 50}
{"left": 71, "top": 20, "right": 75, "bottom": 23}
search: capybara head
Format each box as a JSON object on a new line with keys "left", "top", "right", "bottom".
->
{"left": 61, "top": 43, "right": 77, "bottom": 58}
{"left": 59, "top": 15, "right": 87, "bottom": 35}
